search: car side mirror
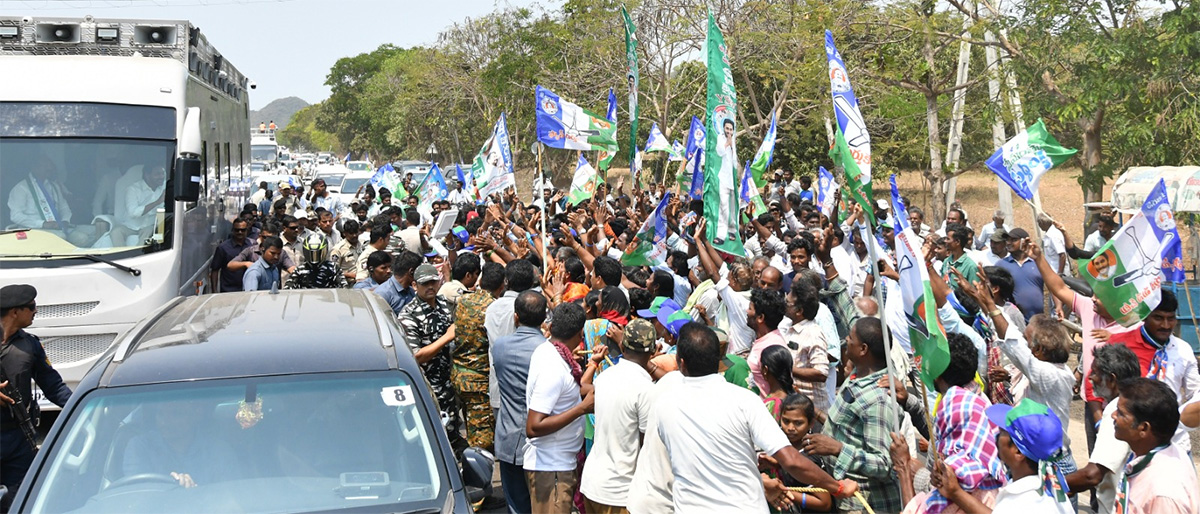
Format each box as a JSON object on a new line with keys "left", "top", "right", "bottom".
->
{"left": 461, "top": 447, "right": 494, "bottom": 502}
{"left": 173, "top": 156, "right": 202, "bottom": 202}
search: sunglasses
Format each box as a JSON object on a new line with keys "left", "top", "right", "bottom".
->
{"left": 232, "top": 228, "right": 248, "bottom": 233}
{"left": 286, "top": 225, "right": 300, "bottom": 231}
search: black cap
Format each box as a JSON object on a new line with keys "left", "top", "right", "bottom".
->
{"left": 0, "top": 284, "right": 36, "bottom": 309}
{"left": 1007, "top": 228, "right": 1030, "bottom": 239}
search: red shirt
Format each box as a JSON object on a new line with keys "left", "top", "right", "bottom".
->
{"left": 1107, "top": 328, "right": 1158, "bottom": 377}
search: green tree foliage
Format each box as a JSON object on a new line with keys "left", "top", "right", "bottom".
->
{"left": 291, "top": 0, "right": 1200, "bottom": 208}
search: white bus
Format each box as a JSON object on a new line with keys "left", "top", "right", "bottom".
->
{"left": 251, "top": 132, "right": 280, "bottom": 170}
{"left": 0, "top": 16, "right": 250, "bottom": 406}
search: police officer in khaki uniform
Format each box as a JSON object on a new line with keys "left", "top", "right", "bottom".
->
{"left": 0, "top": 284, "right": 72, "bottom": 512}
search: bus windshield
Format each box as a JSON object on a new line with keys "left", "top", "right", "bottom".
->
{"left": 0, "top": 138, "right": 176, "bottom": 259}
{"left": 250, "top": 145, "right": 277, "bottom": 163}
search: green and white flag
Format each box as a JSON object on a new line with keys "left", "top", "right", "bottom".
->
{"left": 702, "top": 10, "right": 745, "bottom": 257}
{"left": 1078, "top": 179, "right": 1180, "bottom": 327}
{"left": 669, "top": 140, "right": 684, "bottom": 162}
{"left": 472, "top": 113, "right": 515, "bottom": 198}
{"left": 567, "top": 154, "right": 601, "bottom": 206}
{"left": 622, "top": 5, "right": 639, "bottom": 170}
{"left": 748, "top": 110, "right": 778, "bottom": 189}
{"left": 890, "top": 176, "right": 950, "bottom": 385}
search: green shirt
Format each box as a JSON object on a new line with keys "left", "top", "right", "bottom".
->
{"left": 941, "top": 251, "right": 979, "bottom": 285}
{"left": 722, "top": 354, "right": 751, "bottom": 390}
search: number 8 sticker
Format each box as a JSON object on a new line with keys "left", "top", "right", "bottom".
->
{"left": 381, "top": 386, "right": 415, "bottom": 406}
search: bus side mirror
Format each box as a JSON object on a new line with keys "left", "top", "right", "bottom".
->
{"left": 175, "top": 106, "right": 203, "bottom": 202}
{"left": 173, "top": 157, "right": 201, "bottom": 202}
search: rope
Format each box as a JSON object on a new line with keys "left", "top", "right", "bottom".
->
{"left": 783, "top": 487, "right": 876, "bottom": 514}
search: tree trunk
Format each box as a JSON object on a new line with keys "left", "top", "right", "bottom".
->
{"left": 926, "top": 91, "right": 947, "bottom": 224}
{"left": 1079, "top": 109, "right": 1105, "bottom": 203}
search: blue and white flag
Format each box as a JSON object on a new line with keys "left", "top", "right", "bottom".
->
{"left": 669, "top": 140, "right": 685, "bottom": 162}
{"left": 621, "top": 192, "right": 672, "bottom": 266}
{"left": 740, "top": 160, "right": 766, "bottom": 216}
{"left": 817, "top": 166, "right": 836, "bottom": 218}
{"left": 825, "top": 30, "right": 872, "bottom": 179}
{"left": 534, "top": 85, "right": 617, "bottom": 151}
{"left": 689, "top": 149, "right": 705, "bottom": 200}
{"left": 985, "top": 119, "right": 1077, "bottom": 200}
{"left": 343, "top": 152, "right": 351, "bottom": 163}
{"left": 607, "top": 88, "right": 618, "bottom": 124}
{"left": 416, "top": 163, "right": 449, "bottom": 210}
{"left": 473, "top": 113, "right": 516, "bottom": 198}
{"left": 684, "top": 116, "right": 706, "bottom": 199}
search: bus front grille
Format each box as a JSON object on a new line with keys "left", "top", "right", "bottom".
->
{"left": 41, "top": 333, "right": 118, "bottom": 365}
{"left": 35, "top": 301, "right": 100, "bottom": 319}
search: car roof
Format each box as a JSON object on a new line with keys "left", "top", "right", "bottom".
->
{"left": 99, "top": 290, "right": 409, "bottom": 387}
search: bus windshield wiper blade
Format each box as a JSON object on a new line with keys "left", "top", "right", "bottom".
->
{"left": 0, "top": 253, "right": 142, "bottom": 276}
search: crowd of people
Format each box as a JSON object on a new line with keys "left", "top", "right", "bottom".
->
{"left": 205, "top": 168, "right": 1200, "bottom": 513}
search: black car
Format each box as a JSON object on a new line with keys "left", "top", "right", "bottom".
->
{"left": 8, "top": 290, "right": 492, "bottom": 513}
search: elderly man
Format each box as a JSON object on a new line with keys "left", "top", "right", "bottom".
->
{"left": 7, "top": 155, "right": 103, "bottom": 246}
{"left": 109, "top": 164, "right": 166, "bottom": 246}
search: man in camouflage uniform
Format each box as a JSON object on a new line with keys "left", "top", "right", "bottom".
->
{"left": 285, "top": 233, "right": 347, "bottom": 289}
{"left": 398, "top": 264, "right": 466, "bottom": 455}
{"left": 453, "top": 261, "right": 505, "bottom": 451}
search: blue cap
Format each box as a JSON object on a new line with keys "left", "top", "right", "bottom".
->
{"left": 636, "top": 297, "right": 680, "bottom": 319}
{"left": 986, "top": 399, "right": 1063, "bottom": 462}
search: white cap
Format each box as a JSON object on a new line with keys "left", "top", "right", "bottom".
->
{"left": 293, "top": 208, "right": 309, "bottom": 219}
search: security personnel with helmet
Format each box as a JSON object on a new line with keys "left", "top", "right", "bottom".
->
{"left": 284, "top": 233, "right": 346, "bottom": 289}
{"left": 0, "top": 284, "right": 71, "bottom": 512}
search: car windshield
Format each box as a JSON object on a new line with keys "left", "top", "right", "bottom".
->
{"left": 321, "top": 174, "right": 346, "bottom": 189}
{"left": 25, "top": 372, "right": 447, "bottom": 514}
{"left": 0, "top": 137, "right": 175, "bottom": 259}
{"left": 250, "top": 145, "right": 276, "bottom": 162}
{"left": 346, "top": 162, "right": 370, "bottom": 172}
{"left": 340, "top": 177, "right": 371, "bottom": 195}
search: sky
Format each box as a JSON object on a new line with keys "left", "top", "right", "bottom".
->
{"left": 3, "top": 0, "right": 550, "bottom": 109}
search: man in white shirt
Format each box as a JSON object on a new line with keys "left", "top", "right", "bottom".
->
{"left": 309, "top": 178, "right": 345, "bottom": 218}
{"left": 655, "top": 322, "right": 856, "bottom": 513}
{"left": 579, "top": 319, "right": 656, "bottom": 512}
{"left": 975, "top": 209, "right": 1011, "bottom": 250}
{"left": 524, "top": 302, "right": 593, "bottom": 514}
{"left": 1083, "top": 214, "right": 1117, "bottom": 253}
{"left": 110, "top": 164, "right": 166, "bottom": 246}
{"left": 1038, "top": 214, "right": 1067, "bottom": 274}
{"left": 8, "top": 156, "right": 102, "bottom": 246}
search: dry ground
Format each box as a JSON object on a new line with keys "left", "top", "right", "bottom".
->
{"left": 894, "top": 168, "right": 1106, "bottom": 241}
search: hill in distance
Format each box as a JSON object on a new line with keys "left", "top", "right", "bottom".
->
{"left": 249, "top": 96, "right": 309, "bottom": 131}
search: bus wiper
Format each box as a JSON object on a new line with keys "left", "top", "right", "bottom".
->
{"left": 0, "top": 228, "right": 35, "bottom": 235}
{"left": 0, "top": 253, "right": 141, "bottom": 276}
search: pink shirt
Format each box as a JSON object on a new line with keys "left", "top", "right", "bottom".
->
{"left": 747, "top": 329, "right": 787, "bottom": 399}
{"left": 1075, "top": 294, "right": 1138, "bottom": 402}
{"left": 1128, "top": 443, "right": 1200, "bottom": 514}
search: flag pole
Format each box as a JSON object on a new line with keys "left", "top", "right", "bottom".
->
{"left": 539, "top": 143, "right": 548, "bottom": 274}
{"left": 861, "top": 209, "right": 900, "bottom": 413}
{"left": 868, "top": 237, "right": 897, "bottom": 413}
